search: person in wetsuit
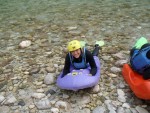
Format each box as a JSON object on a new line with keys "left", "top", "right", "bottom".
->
{"left": 130, "top": 43, "right": 150, "bottom": 80}
{"left": 62, "top": 40, "right": 100, "bottom": 78}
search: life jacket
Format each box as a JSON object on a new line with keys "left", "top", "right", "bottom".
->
{"left": 69, "top": 47, "right": 88, "bottom": 69}
{"left": 130, "top": 46, "right": 150, "bottom": 74}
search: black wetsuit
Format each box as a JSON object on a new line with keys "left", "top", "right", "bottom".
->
{"left": 62, "top": 49, "right": 97, "bottom": 77}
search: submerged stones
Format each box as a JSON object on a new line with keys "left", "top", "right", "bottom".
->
{"left": 0, "top": 0, "right": 149, "bottom": 112}
{"left": 19, "top": 40, "right": 31, "bottom": 48}
{"left": 44, "top": 73, "right": 56, "bottom": 85}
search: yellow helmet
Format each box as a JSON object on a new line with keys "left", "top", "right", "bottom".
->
{"left": 67, "top": 40, "right": 81, "bottom": 52}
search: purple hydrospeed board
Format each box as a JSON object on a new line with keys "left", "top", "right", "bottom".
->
{"left": 56, "top": 56, "right": 101, "bottom": 91}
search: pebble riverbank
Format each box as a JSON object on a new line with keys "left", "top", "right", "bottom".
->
{"left": 0, "top": 0, "right": 150, "bottom": 113}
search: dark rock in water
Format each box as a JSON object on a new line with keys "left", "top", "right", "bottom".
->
{"left": 45, "top": 89, "right": 57, "bottom": 95}
{"left": 18, "top": 99, "right": 25, "bottom": 106}
{"left": 0, "top": 58, "right": 13, "bottom": 67}
{"left": 29, "top": 67, "right": 40, "bottom": 74}
{"left": 0, "top": 81, "right": 7, "bottom": 91}
{"left": 0, "top": 68, "right": 3, "bottom": 74}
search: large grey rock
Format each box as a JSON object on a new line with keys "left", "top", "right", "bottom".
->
{"left": 0, "top": 95, "right": 5, "bottom": 103}
{"left": 44, "top": 73, "right": 55, "bottom": 85}
{"left": 135, "top": 106, "right": 149, "bottom": 113}
{"left": 92, "top": 106, "right": 106, "bottom": 113}
{"left": 0, "top": 106, "right": 10, "bottom": 113}
{"left": 55, "top": 100, "right": 69, "bottom": 110}
{"left": 117, "top": 107, "right": 125, "bottom": 113}
{"left": 4, "top": 94, "right": 17, "bottom": 105}
{"left": 35, "top": 99, "right": 51, "bottom": 110}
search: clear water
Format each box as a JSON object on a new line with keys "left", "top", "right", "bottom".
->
{"left": 0, "top": 0, "right": 150, "bottom": 49}
{"left": 0, "top": 1, "right": 150, "bottom": 111}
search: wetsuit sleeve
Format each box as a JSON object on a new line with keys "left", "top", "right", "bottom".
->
{"left": 85, "top": 50, "right": 97, "bottom": 76}
{"left": 62, "top": 53, "right": 71, "bottom": 77}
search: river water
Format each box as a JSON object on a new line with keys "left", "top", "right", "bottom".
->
{"left": 0, "top": 0, "right": 150, "bottom": 47}
{"left": 0, "top": 0, "right": 150, "bottom": 112}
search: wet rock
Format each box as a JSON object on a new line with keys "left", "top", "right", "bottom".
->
{"left": 92, "top": 106, "right": 106, "bottom": 113}
{"left": 0, "top": 52, "right": 8, "bottom": 57}
{"left": 80, "top": 108, "right": 91, "bottom": 113}
{"left": 35, "top": 99, "right": 51, "bottom": 110}
{"left": 39, "top": 68, "right": 47, "bottom": 74}
{"left": 117, "top": 89, "right": 126, "bottom": 103}
{"left": 107, "top": 73, "right": 117, "bottom": 78}
{"left": 0, "top": 58, "right": 13, "bottom": 67}
{"left": 67, "top": 26, "right": 78, "bottom": 30}
{"left": 18, "top": 99, "right": 25, "bottom": 106}
{"left": 0, "top": 106, "right": 10, "bottom": 113}
{"left": 115, "top": 60, "right": 128, "bottom": 67}
{"left": 36, "top": 14, "right": 50, "bottom": 22}
{"left": 24, "top": 71, "right": 29, "bottom": 75}
{"left": 104, "top": 100, "right": 116, "bottom": 113}
{"left": 0, "top": 68, "right": 3, "bottom": 74}
{"left": 122, "top": 103, "right": 130, "bottom": 108}
{"left": 29, "top": 104, "right": 35, "bottom": 109}
{"left": 110, "top": 67, "right": 121, "bottom": 73}
{"left": 10, "top": 32, "right": 21, "bottom": 38}
{"left": 62, "top": 94, "right": 69, "bottom": 99}
{"left": 113, "top": 52, "right": 126, "bottom": 59}
{"left": 117, "top": 82, "right": 125, "bottom": 88}
{"left": 44, "top": 73, "right": 55, "bottom": 85}
{"left": 29, "top": 67, "right": 40, "bottom": 74}
{"left": 55, "top": 100, "right": 68, "bottom": 110}
{"left": 133, "top": 99, "right": 143, "bottom": 105}
{"left": 125, "top": 109, "right": 132, "bottom": 113}
{"left": 3, "top": 69, "right": 12, "bottom": 73}
{"left": 51, "top": 38, "right": 60, "bottom": 43}
{"left": 101, "top": 55, "right": 111, "bottom": 61}
{"left": 31, "top": 93, "right": 46, "bottom": 99}
{"left": 0, "top": 77, "right": 5, "bottom": 82}
{"left": 46, "top": 66, "right": 56, "bottom": 73}
{"left": 4, "top": 94, "right": 17, "bottom": 105}
{"left": 117, "top": 107, "right": 125, "bottom": 113}
{"left": 135, "top": 106, "right": 149, "bottom": 113}
{"left": 50, "top": 100, "right": 57, "bottom": 105}
{"left": 53, "top": 64, "right": 59, "bottom": 68}
{"left": 91, "top": 85, "right": 100, "bottom": 93}
{"left": 19, "top": 40, "right": 31, "bottom": 48}
{"left": 66, "top": 107, "right": 90, "bottom": 113}
{"left": 79, "top": 95, "right": 91, "bottom": 105}
{"left": 68, "top": 30, "right": 81, "bottom": 36}
{"left": 45, "top": 89, "right": 57, "bottom": 95}
{"left": 36, "top": 89, "right": 45, "bottom": 93}
{"left": 117, "top": 89, "right": 125, "bottom": 96}
{"left": 58, "top": 65, "right": 64, "bottom": 72}
{"left": 0, "top": 95, "right": 5, "bottom": 103}
{"left": 51, "top": 107, "right": 59, "bottom": 113}
{"left": 130, "top": 108, "right": 138, "bottom": 113}
{"left": 0, "top": 81, "right": 7, "bottom": 91}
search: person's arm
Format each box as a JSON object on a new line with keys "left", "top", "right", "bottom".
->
{"left": 85, "top": 50, "right": 97, "bottom": 76}
{"left": 62, "top": 53, "right": 71, "bottom": 77}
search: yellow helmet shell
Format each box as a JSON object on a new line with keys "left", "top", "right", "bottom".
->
{"left": 67, "top": 40, "right": 81, "bottom": 52}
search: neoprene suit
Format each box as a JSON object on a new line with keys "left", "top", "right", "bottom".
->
{"left": 62, "top": 45, "right": 100, "bottom": 77}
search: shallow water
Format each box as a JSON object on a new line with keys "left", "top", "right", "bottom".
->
{"left": 0, "top": 0, "right": 150, "bottom": 50}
